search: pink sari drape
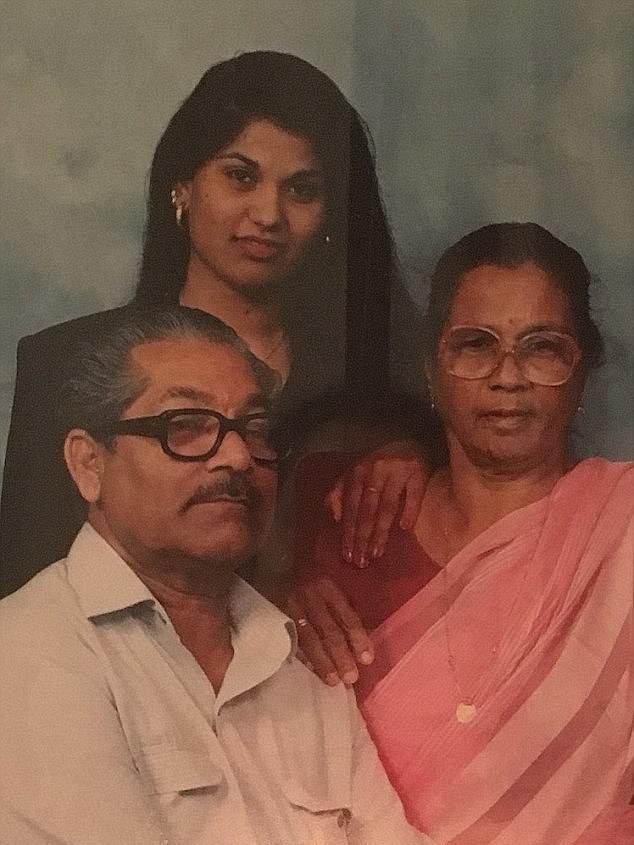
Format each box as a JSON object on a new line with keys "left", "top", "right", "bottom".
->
{"left": 359, "top": 459, "right": 634, "bottom": 844}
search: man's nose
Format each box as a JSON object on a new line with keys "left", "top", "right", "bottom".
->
{"left": 248, "top": 184, "right": 283, "bottom": 229}
{"left": 203, "top": 430, "right": 252, "bottom": 472}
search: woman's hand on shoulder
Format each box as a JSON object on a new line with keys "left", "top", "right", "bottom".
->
{"left": 286, "top": 577, "right": 374, "bottom": 686}
{"left": 325, "top": 441, "right": 430, "bottom": 568}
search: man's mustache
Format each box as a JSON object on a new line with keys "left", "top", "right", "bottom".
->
{"left": 181, "top": 473, "right": 263, "bottom": 513}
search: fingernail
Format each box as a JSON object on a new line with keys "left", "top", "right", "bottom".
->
{"left": 360, "top": 651, "right": 374, "bottom": 665}
{"left": 343, "top": 670, "right": 358, "bottom": 685}
{"left": 343, "top": 549, "right": 353, "bottom": 563}
{"left": 371, "top": 546, "right": 381, "bottom": 560}
{"left": 356, "top": 556, "right": 368, "bottom": 569}
{"left": 326, "top": 673, "right": 340, "bottom": 686}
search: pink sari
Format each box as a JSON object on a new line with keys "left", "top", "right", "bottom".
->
{"left": 359, "top": 459, "right": 634, "bottom": 844}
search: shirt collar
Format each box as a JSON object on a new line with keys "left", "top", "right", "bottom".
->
{"left": 66, "top": 523, "right": 163, "bottom": 620}
{"left": 65, "top": 523, "right": 297, "bottom": 700}
{"left": 216, "top": 579, "right": 298, "bottom": 709}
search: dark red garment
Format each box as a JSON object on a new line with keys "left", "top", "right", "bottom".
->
{"left": 293, "top": 452, "right": 440, "bottom": 632}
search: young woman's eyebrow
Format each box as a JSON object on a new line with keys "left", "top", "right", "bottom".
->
{"left": 214, "top": 152, "right": 322, "bottom": 180}
{"left": 214, "top": 152, "right": 258, "bottom": 168}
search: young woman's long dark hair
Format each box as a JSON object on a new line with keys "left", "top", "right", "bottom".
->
{"left": 135, "top": 51, "right": 395, "bottom": 398}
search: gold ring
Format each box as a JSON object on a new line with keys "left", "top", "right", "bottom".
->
{"left": 296, "top": 618, "right": 310, "bottom": 628}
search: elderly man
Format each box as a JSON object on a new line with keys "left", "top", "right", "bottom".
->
{"left": 0, "top": 307, "right": 428, "bottom": 845}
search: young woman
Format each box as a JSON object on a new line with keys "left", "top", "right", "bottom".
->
{"left": 291, "top": 223, "right": 634, "bottom": 844}
{"left": 0, "top": 51, "right": 430, "bottom": 597}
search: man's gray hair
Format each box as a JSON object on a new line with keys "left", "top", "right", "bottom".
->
{"left": 59, "top": 306, "right": 280, "bottom": 447}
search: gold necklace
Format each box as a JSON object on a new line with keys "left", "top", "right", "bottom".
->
{"left": 442, "top": 491, "right": 528, "bottom": 725}
{"left": 440, "top": 533, "right": 479, "bottom": 724}
{"left": 440, "top": 495, "right": 532, "bottom": 725}
{"left": 440, "top": 495, "right": 479, "bottom": 723}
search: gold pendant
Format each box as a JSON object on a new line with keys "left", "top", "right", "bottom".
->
{"left": 456, "top": 702, "right": 477, "bottom": 723}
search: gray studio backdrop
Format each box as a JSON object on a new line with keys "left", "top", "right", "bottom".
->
{"left": 1, "top": 0, "right": 632, "bottom": 479}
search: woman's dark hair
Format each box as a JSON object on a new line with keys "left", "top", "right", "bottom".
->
{"left": 135, "top": 51, "right": 395, "bottom": 394}
{"left": 423, "top": 222, "right": 604, "bottom": 374}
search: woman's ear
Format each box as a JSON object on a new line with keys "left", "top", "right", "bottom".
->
{"left": 423, "top": 358, "right": 439, "bottom": 411}
{"left": 171, "top": 181, "right": 191, "bottom": 210}
{"left": 64, "top": 429, "right": 105, "bottom": 504}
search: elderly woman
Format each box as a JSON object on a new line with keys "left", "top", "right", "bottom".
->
{"left": 290, "top": 222, "right": 634, "bottom": 844}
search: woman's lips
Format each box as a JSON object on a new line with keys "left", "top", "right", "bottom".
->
{"left": 481, "top": 409, "right": 532, "bottom": 417}
{"left": 235, "top": 236, "right": 284, "bottom": 261}
{"left": 478, "top": 409, "right": 534, "bottom": 429}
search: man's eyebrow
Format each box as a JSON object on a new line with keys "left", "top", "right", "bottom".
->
{"left": 157, "top": 387, "right": 270, "bottom": 413}
{"left": 159, "top": 386, "right": 215, "bottom": 405}
{"left": 241, "top": 392, "right": 270, "bottom": 414}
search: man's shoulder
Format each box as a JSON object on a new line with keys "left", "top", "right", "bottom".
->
{"left": 0, "top": 560, "right": 89, "bottom": 651}
{"left": 271, "top": 650, "right": 357, "bottom": 725}
{"left": 231, "top": 579, "right": 356, "bottom": 718}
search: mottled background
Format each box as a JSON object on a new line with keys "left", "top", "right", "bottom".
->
{"left": 1, "top": 0, "right": 632, "bottom": 476}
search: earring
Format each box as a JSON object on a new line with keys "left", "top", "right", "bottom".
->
{"left": 170, "top": 189, "right": 185, "bottom": 228}
{"left": 324, "top": 233, "right": 331, "bottom": 245}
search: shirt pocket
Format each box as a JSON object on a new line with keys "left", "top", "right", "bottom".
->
{"left": 281, "top": 779, "right": 352, "bottom": 845}
{"left": 136, "top": 745, "right": 224, "bottom": 795}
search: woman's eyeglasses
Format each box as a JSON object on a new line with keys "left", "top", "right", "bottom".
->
{"left": 95, "top": 408, "right": 280, "bottom": 463}
{"left": 440, "top": 326, "right": 581, "bottom": 386}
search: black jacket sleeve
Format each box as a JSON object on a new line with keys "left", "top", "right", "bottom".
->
{"left": 0, "top": 309, "right": 132, "bottom": 598}
{"left": 1, "top": 333, "right": 85, "bottom": 596}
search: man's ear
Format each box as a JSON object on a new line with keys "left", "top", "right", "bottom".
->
{"left": 64, "top": 429, "right": 106, "bottom": 504}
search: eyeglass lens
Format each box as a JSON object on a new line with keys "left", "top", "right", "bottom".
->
{"left": 444, "top": 327, "right": 578, "bottom": 386}
{"left": 166, "top": 413, "right": 276, "bottom": 460}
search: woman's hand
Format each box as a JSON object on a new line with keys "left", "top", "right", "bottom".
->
{"left": 287, "top": 577, "right": 374, "bottom": 686}
{"left": 325, "top": 442, "right": 429, "bottom": 568}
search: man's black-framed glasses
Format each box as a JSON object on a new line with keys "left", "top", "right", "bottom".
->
{"left": 96, "top": 408, "right": 279, "bottom": 463}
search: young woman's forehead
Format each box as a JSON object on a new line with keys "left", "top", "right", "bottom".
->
{"left": 214, "top": 119, "right": 319, "bottom": 170}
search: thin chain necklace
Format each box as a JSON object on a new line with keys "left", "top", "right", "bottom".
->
{"left": 259, "top": 328, "right": 288, "bottom": 364}
{"left": 441, "top": 517, "right": 480, "bottom": 723}
{"left": 440, "top": 489, "right": 530, "bottom": 725}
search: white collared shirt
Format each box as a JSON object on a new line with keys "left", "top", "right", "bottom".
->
{"left": 0, "top": 524, "right": 429, "bottom": 845}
